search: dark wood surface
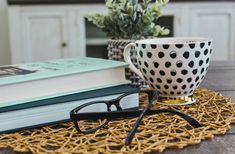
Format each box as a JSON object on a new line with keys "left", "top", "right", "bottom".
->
{"left": 7, "top": 0, "right": 235, "bottom": 5}
{"left": 1, "top": 61, "right": 235, "bottom": 154}
{"left": 160, "top": 61, "right": 235, "bottom": 154}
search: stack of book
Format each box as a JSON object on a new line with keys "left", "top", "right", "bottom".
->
{"left": 0, "top": 57, "right": 139, "bottom": 132}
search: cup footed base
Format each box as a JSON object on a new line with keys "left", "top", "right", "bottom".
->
{"left": 155, "top": 94, "right": 197, "bottom": 106}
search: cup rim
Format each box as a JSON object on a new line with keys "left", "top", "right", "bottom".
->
{"left": 135, "top": 37, "right": 212, "bottom": 45}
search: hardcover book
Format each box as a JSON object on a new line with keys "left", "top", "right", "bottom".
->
{"left": 0, "top": 57, "right": 129, "bottom": 107}
{"left": 0, "top": 84, "right": 139, "bottom": 132}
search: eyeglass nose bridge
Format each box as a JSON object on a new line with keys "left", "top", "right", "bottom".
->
{"left": 108, "top": 99, "right": 122, "bottom": 111}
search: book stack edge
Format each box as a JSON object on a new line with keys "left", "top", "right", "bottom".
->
{"left": 0, "top": 57, "right": 139, "bottom": 132}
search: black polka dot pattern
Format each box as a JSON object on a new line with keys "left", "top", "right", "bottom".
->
{"left": 199, "top": 60, "right": 203, "bottom": 66}
{"left": 172, "top": 85, "right": 178, "bottom": 90}
{"left": 176, "top": 61, "right": 183, "bottom": 68}
{"left": 200, "top": 42, "right": 205, "bottom": 48}
{"left": 201, "top": 68, "right": 205, "bottom": 74}
{"left": 170, "top": 70, "right": 177, "bottom": 76}
{"left": 165, "top": 61, "right": 171, "bottom": 68}
{"left": 189, "top": 43, "right": 195, "bottom": 49}
{"left": 164, "top": 85, "right": 169, "bottom": 89}
{"left": 204, "top": 49, "right": 208, "bottom": 55}
{"left": 154, "top": 62, "right": 159, "bottom": 68}
{"left": 142, "top": 68, "right": 147, "bottom": 74}
{"left": 176, "top": 78, "right": 183, "bottom": 83}
{"left": 159, "top": 70, "right": 165, "bottom": 76}
{"left": 183, "top": 51, "right": 190, "bottom": 59}
{"left": 175, "top": 44, "right": 184, "bottom": 48}
{"left": 151, "top": 44, "right": 157, "bottom": 49}
{"left": 147, "top": 52, "right": 152, "bottom": 58}
{"left": 190, "top": 84, "right": 194, "bottom": 88}
{"left": 170, "top": 51, "right": 177, "bottom": 59}
{"left": 181, "top": 69, "right": 188, "bottom": 75}
{"left": 142, "top": 44, "right": 146, "bottom": 49}
{"left": 139, "top": 51, "right": 143, "bottom": 58}
{"left": 158, "top": 52, "right": 164, "bottom": 58}
{"left": 188, "top": 61, "right": 194, "bottom": 68}
{"left": 163, "top": 44, "right": 170, "bottom": 49}
{"left": 208, "top": 41, "right": 212, "bottom": 46}
{"left": 192, "top": 69, "right": 198, "bottom": 75}
{"left": 187, "top": 78, "right": 192, "bottom": 83}
{"left": 156, "top": 85, "right": 161, "bottom": 89}
{"left": 195, "top": 51, "right": 200, "bottom": 58}
{"left": 157, "top": 78, "right": 162, "bottom": 83}
{"left": 166, "top": 78, "right": 172, "bottom": 84}
{"left": 135, "top": 39, "right": 212, "bottom": 96}
{"left": 144, "top": 62, "right": 149, "bottom": 68}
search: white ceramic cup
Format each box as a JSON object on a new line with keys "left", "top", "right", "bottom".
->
{"left": 124, "top": 37, "right": 212, "bottom": 97}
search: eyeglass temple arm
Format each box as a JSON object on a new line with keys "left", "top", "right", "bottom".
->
{"left": 70, "top": 109, "right": 202, "bottom": 128}
{"left": 125, "top": 90, "right": 159, "bottom": 145}
{"left": 124, "top": 108, "right": 202, "bottom": 145}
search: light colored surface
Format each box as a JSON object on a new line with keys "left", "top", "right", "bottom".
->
{"left": 6, "top": 2, "right": 235, "bottom": 63}
{"left": 21, "top": 10, "right": 69, "bottom": 62}
{"left": 189, "top": 6, "right": 235, "bottom": 61}
{"left": 8, "top": 5, "right": 108, "bottom": 64}
{"left": 0, "top": 0, "right": 10, "bottom": 65}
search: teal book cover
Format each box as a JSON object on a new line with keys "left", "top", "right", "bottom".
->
{"left": 0, "top": 57, "right": 128, "bottom": 86}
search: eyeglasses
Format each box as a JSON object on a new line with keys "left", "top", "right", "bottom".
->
{"left": 70, "top": 90, "right": 202, "bottom": 144}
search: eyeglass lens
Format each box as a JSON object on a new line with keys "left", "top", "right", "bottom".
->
{"left": 76, "top": 102, "right": 108, "bottom": 132}
{"left": 75, "top": 93, "right": 138, "bottom": 133}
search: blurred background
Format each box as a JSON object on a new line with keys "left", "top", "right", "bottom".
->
{"left": 0, "top": 0, "right": 235, "bottom": 65}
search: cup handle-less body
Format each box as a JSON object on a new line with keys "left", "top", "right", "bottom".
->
{"left": 123, "top": 43, "right": 144, "bottom": 79}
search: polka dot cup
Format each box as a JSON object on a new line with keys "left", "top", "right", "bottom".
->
{"left": 124, "top": 37, "right": 212, "bottom": 97}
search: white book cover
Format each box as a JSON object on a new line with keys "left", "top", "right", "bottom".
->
{"left": 0, "top": 57, "right": 130, "bottom": 107}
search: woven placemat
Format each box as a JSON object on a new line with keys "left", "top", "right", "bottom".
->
{"left": 0, "top": 89, "right": 235, "bottom": 153}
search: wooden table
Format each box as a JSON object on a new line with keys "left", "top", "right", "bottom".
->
{"left": 162, "top": 61, "right": 235, "bottom": 154}
{"left": 1, "top": 61, "right": 235, "bottom": 154}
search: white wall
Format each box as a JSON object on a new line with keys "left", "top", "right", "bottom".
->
{"left": 0, "top": 0, "right": 10, "bottom": 65}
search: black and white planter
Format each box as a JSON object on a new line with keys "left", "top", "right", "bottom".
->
{"left": 107, "top": 39, "right": 148, "bottom": 87}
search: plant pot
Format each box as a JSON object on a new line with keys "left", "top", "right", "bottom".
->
{"left": 107, "top": 39, "right": 148, "bottom": 88}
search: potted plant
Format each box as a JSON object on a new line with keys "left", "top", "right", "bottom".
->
{"left": 86, "top": 0, "right": 170, "bottom": 87}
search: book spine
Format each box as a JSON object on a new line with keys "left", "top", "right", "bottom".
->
{"left": 0, "top": 84, "right": 138, "bottom": 113}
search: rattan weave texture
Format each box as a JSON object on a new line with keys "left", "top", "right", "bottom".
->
{"left": 0, "top": 89, "right": 234, "bottom": 154}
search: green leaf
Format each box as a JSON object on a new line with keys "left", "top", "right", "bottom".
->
{"left": 85, "top": 0, "right": 171, "bottom": 39}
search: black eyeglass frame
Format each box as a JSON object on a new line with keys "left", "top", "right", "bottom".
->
{"left": 70, "top": 90, "right": 157, "bottom": 133}
{"left": 70, "top": 90, "right": 202, "bottom": 134}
